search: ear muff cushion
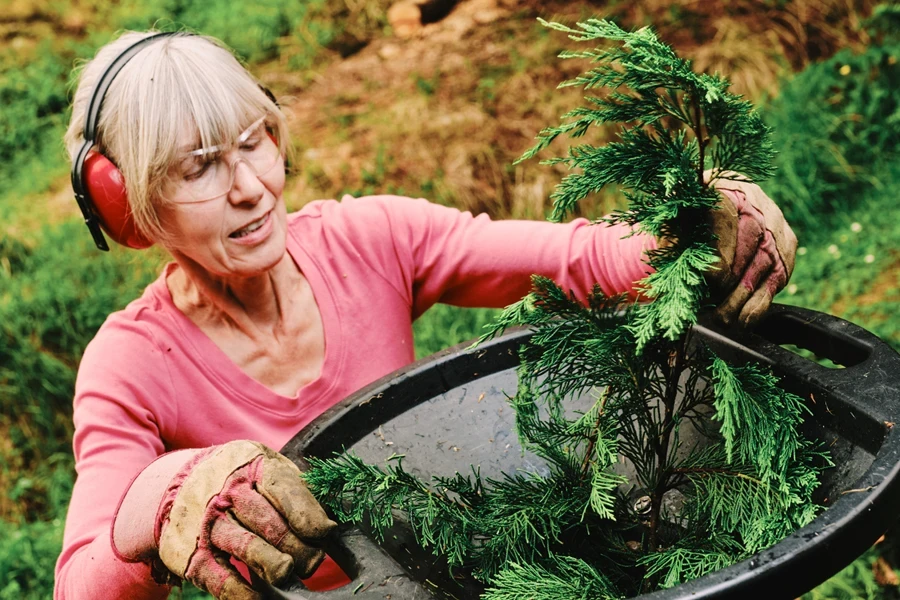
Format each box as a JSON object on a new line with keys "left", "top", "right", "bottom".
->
{"left": 83, "top": 152, "right": 154, "bottom": 249}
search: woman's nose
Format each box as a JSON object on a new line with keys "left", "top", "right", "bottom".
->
{"left": 226, "top": 157, "right": 264, "bottom": 204}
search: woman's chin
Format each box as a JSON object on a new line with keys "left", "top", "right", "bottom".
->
{"left": 230, "top": 233, "right": 289, "bottom": 278}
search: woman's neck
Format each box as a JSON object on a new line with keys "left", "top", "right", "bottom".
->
{"left": 166, "top": 252, "right": 304, "bottom": 337}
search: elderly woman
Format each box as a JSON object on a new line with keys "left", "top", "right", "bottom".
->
{"left": 55, "top": 30, "right": 795, "bottom": 600}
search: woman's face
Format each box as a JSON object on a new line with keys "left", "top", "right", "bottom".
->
{"left": 158, "top": 117, "right": 288, "bottom": 279}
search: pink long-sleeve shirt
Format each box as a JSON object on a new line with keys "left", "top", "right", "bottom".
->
{"left": 55, "top": 195, "right": 655, "bottom": 599}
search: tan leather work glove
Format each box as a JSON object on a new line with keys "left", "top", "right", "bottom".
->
{"left": 707, "top": 171, "right": 798, "bottom": 326}
{"left": 112, "top": 440, "right": 336, "bottom": 599}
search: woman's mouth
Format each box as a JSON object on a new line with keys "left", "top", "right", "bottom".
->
{"left": 229, "top": 211, "right": 273, "bottom": 244}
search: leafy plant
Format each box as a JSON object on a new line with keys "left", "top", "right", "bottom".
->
{"left": 304, "top": 19, "right": 828, "bottom": 598}
{"left": 412, "top": 304, "right": 501, "bottom": 359}
{"left": 0, "top": 41, "right": 74, "bottom": 209}
{"left": 0, "top": 224, "right": 162, "bottom": 519}
{"left": 0, "top": 516, "right": 65, "bottom": 600}
{"left": 802, "top": 547, "right": 886, "bottom": 600}
{"left": 762, "top": 10, "right": 900, "bottom": 234}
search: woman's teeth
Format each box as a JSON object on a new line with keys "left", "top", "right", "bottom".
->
{"left": 231, "top": 214, "right": 267, "bottom": 238}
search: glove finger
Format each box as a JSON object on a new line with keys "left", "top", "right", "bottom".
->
{"left": 715, "top": 246, "right": 775, "bottom": 326}
{"left": 737, "top": 285, "right": 774, "bottom": 327}
{"left": 185, "top": 548, "right": 262, "bottom": 600}
{"left": 737, "top": 245, "right": 789, "bottom": 327}
{"left": 258, "top": 455, "right": 337, "bottom": 540}
{"left": 772, "top": 216, "right": 798, "bottom": 277}
{"left": 719, "top": 175, "right": 798, "bottom": 277}
{"left": 722, "top": 188, "right": 766, "bottom": 279}
{"left": 230, "top": 484, "right": 328, "bottom": 578}
{"left": 762, "top": 235, "right": 790, "bottom": 295}
{"left": 210, "top": 513, "right": 294, "bottom": 586}
{"left": 707, "top": 197, "right": 740, "bottom": 292}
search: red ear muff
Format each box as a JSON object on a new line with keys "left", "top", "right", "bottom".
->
{"left": 83, "top": 152, "right": 154, "bottom": 249}
{"left": 73, "top": 32, "right": 179, "bottom": 251}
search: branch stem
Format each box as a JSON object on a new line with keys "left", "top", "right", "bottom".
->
{"left": 648, "top": 338, "right": 689, "bottom": 553}
{"left": 692, "top": 95, "right": 707, "bottom": 186}
{"left": 672, "top": 467, "right": 764, "bottom": 486}
{"left": 581, "top": 388, "right": 611, "bottom": 476}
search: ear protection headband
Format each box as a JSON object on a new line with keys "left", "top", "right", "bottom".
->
{"left": 71, "top": 32, "right": 180, "bottom": 251}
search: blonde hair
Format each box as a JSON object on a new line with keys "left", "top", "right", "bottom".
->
{"left": 65, "top": 30, "right": 290, "bottom": 245}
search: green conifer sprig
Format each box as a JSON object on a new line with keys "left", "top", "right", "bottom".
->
{"left": 304, "top": 19, "right": 828, "bottom": 599}
{"left": 305, "top": 449, "right": 624, "bottom": 583}
{"left": 636, "top": 535, "right": 742, "bottom": 590}
{"left": 708, "top": 357, "right": 809, "bottom": 485}
{"left": 483, "top": 557, "right": 619, "bottom": 600}
{"left": 673, "top": 443, "right": 823, "bottom": 552}
{"left": 515, "top": 18, "right": 774, "bottom": 347}
{"left": 303, "top": 453, "right": 475, "bottom": 567}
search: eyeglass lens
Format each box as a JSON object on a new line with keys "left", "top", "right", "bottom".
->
{"left": 177, "top": 118, "right": 281, "bottom": 203}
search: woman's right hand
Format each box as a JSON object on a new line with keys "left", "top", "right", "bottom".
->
{"left": 706, "top": 173, "right": 798, "bottom": 326}
{"left": 112, "top": 440, "right": 336, "bottom": 599}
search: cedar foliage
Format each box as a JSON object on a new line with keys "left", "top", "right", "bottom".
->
{"left": 304, "top": 19, "right": 828, "bottom": 598}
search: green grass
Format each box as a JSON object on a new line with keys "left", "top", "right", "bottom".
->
{"left": 0, "top": 516, "right": 65, "bottom": 600}
{"left": 762, "top": 30, "right": 900, "bottom": 235}
{"left": 0, "top": 224, "right": 163, "bottom": 520}
{"left": 802, "top": 547, "right": 886, "bottom": 600}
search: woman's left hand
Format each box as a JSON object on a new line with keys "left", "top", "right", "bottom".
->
{"left": 706, "top": 173, "right": 798, "bottom": 326}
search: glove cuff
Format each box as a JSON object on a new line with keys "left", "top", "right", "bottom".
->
{"left": 110, "top": 449, "right": 203, "bottom": 564}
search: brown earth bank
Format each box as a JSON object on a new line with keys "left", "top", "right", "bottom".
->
{"left": 254, "top": 0, "right": 879, "bottom": 219}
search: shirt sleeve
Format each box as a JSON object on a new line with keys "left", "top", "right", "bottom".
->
{"left": 54, "top": 318, "right": 177, "bottom": 600}
{"left": 338, "top": 195, "right": 656, "bottom": 319}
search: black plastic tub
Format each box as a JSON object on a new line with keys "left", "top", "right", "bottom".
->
{"left": 270, "top": 304, "right": 900, "bottom": 600}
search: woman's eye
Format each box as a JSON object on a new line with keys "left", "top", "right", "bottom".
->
{"left": 240, "top": 135, "right": 262, "bottom": 151}
{"left": 183, "top": 161, "right": 210, "bottom": 181}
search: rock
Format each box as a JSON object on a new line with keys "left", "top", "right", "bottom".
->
{"left": 387, "top": 2, "right": 424, "bottom": 38}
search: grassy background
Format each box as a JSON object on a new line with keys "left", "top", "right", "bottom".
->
{"left": 1, "top": 1, "right": 898, "bottom": 598}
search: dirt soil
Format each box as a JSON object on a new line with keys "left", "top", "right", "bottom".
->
{"left": 269, "top": 0, "right": 590, "bottom": 218}
{"left": 254, "top": 0, "right": 876, "bottom": 219}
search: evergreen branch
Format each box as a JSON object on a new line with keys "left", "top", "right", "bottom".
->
{"left": 307, "top": 18, "right": 824, "bottom": 599}
{"left": 647, "top": 336, "right": 691, "bottom": 551}
{"left": 578, "top": 388, "right": 613, "bottom": 475}
{"left": 628, "top": 244, "right": 718, "bottom": 348}
{"left": 517, "top": 16, "right": 775, "bottom": 346}
{"left": 473, "top": 472, "right": 595, "bottom": 579}
{"left": 673, "top": 466, "right": 763, "bottom": 487}
{"left": 617, "top": 433, "right": 654, "bottom": 487}
{"left": 510, "top": 382, "right": 584, "bottom": 478}
{"left": 708, "top": 356, "right": 809, "bottom": 486}
{"left": 477, "top": 276, "right": 625, "bottom": 346}
{"left": 304, "top": 453, "right": 474, "bottom": 566}
{"left": 587, "top": 463, "right": 626, "bottom": 520}
{"left": 637, "top": 535, "right": 742, "bottom": 591}
{"left": 546, "top": 127, "right": 703, "bottom": 223}
{"left": 675, "top": 445, "right": 779, "bottom": 536}
{"left": 475, "top": 293, "right": 542, "bottom": 345}
{"left": 483, "top": 556, "right": 622, "bottom": 600}
{"left": 674, "top": 443, "right": 827, "bottom": 553}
